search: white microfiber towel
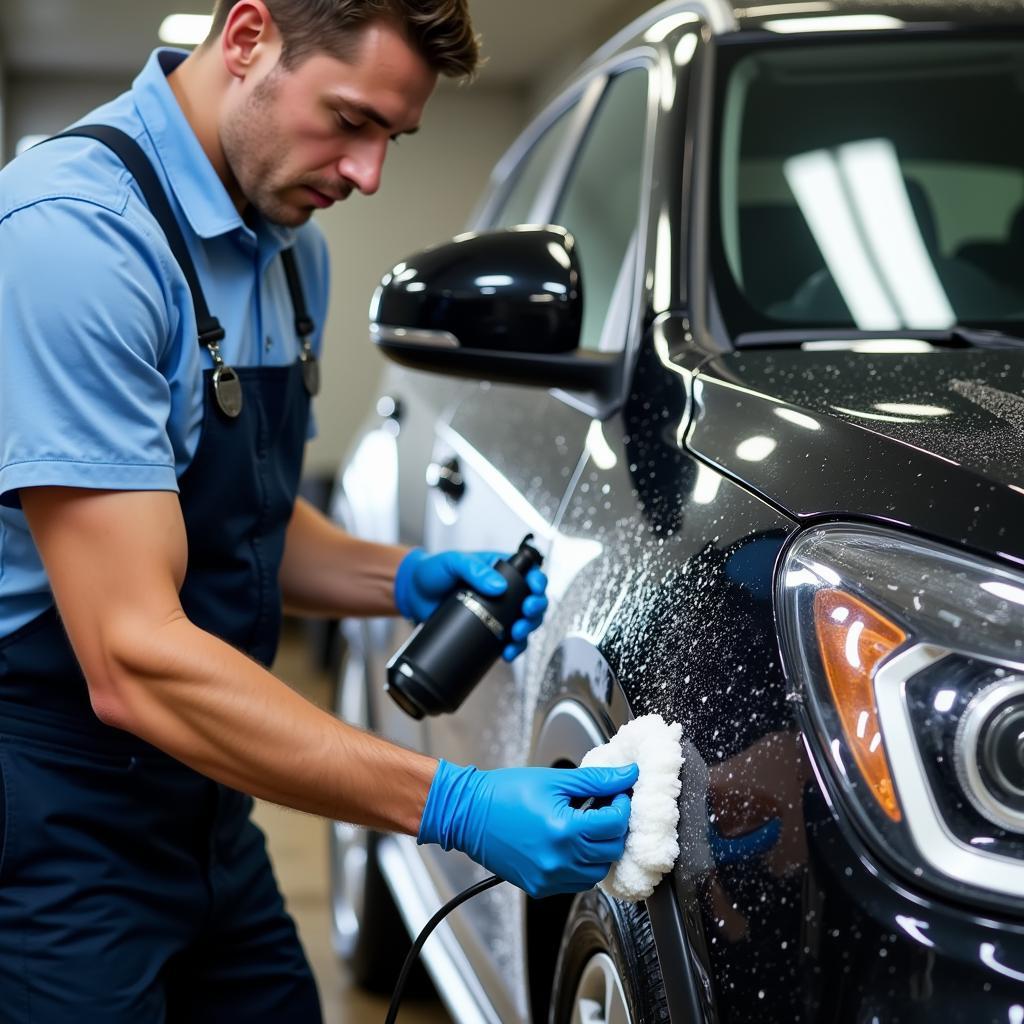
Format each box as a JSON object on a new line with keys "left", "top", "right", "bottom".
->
{"left": 581, "top": 714, "right": 683, "bottom": 902}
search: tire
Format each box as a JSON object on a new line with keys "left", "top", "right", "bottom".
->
{"left": 328, "top": 621, "right": 428, "bottom": 995}
{"left": 549, "top": 888, "right": 669, "bottom": 1024}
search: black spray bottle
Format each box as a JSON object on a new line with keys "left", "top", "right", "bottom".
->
{"left": 385, "top": 536, "right": 544, "bottom": 719}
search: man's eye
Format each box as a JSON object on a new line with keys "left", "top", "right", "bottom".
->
{"left": 336, "top": 113, "right": 362, "bottom": 132}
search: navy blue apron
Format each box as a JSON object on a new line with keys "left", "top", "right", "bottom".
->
{"left": 0, "top": 127, "right": 323, "bottom": 1022}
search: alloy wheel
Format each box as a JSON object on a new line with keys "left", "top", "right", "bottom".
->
{"left": 571, "top": 951, "right": 632, "bottom": 1024}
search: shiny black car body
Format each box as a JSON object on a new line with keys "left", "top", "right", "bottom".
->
{"left": 331, "top": 2, "right": 1024, "bottom": 1021}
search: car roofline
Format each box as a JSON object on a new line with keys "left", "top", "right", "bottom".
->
{"left": 579, "top": 0, "right": 739, "bottom": 77}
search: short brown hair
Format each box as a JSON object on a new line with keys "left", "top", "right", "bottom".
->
{"left": 207, "top": 0, "right": 480, "bottom": 79}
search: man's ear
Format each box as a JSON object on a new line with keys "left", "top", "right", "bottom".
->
{"left": 221, "top": 0, "right": 282, "bottom": 80}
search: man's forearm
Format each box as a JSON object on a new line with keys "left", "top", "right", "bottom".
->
{"left": 279, "top": 496, "right": 409, "bottom": 618}
{"left": 107, "top": 612, "right": 436, "bottom": 834}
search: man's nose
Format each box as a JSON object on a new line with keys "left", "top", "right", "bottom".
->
{"left": 339, "top": 138, "right": 387, "bottom": 197}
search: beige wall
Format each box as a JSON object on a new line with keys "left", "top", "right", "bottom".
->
{"left": 4, "top": 72, "right": 131, "bottom": 160}
{"left": 526, "top": 0, "right": 656, "bottom": 115}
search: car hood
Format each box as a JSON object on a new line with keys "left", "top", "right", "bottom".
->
{"left": 687, "top": 346, "right": 1024, "bottom": 565}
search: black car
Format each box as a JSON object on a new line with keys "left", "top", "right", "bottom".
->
{"left": 330, "top": 1, "right": 1024, "bottom": 1020}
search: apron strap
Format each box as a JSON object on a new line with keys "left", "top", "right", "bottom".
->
{"left": 50, "top": 125, "right": 226, "bottom": 348}
{"left": 280, "top": 248, "right": 315, "bottom": 339}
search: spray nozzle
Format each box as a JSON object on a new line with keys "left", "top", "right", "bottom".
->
{"left": 508, "top": 534, "right": 543, "bottom": 575}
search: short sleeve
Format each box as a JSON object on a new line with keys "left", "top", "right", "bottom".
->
{"left": 0, "top": 196, "right": 182, "bottom": 508}
{"left": 299, "top": 223, "right": 331, "bottom": 443}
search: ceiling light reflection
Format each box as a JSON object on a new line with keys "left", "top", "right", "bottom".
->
{"left": 784, "top": 150, "right": 900, "bottom": 329}
{"left": 980, "top": 943, "right": 1024, "bottom": 984}
{"left": 832, "top": 406, "right": 920, "bottom": 424}
{"left": 802, "top": 340, "right": 936, "bottom": 354}
{"left": 763, "top": 14, "right": 903, "bottom": 33}
{"left": 653, "top": 211, "right": 673, "bottom": 312}
{"left": 547, "top": 242, "right": 571, "bottom": 269}
{"left": 809, "top": 561, "right": 842, "bottom": 586}
{"left": 831, "top": 738, "right": 848, "bottom": 776}
{"left": 895, "top": 915, "right": 934, "bottom": 948}
{"left": 659, "top": 51, "right": 676, "bottom": 112}
{"left": 786, "top": 137, "right": 953, "bottom": 330}
{"left": 874, "top": 403, "right": 950, "bottom": 417}
{"left": 735, "top": 435, "right": 777, "bottom": 462}
{"left": 586, "top": 421, "right": 617, "bottom": 471}
{"left": 785, "top": 568, "right": 821, "bottom": 588}
{"left": 838, "top": 139, "right": 954, "bottom": 329}
{"left": 845, "top": 618, "right": 864, "bottom": 669}
{"left": 475, "top": 275, "right": 513, "bottom": 288}
{"left": 775, "top": 407, "right": 821, "bottom": 431}
{"left": 674, "top": 34, "right": 699, "bottom": 67}
{"left": 981, "top": 581, "right": 1024, "bottom": 606}
{"left": 741, "top": 1, "right": 834, "bottom": 15}
{"left": 692, "top": 463, "right": 722, "bottom": 505}
{"left": 644, "top": 11, "right": 699, "bottom": 43}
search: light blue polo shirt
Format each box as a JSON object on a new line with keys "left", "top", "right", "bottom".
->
{"left": 0, "top": 49, "right": 331, "bottom": 636}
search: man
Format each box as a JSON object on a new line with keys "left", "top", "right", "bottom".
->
{"left": 0, "top": 1, "right": 638, "bottom": 1020}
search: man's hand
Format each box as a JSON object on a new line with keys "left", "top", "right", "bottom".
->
{"left": 418, "top": 760, "right": 638, "bottom": 898}
{"left": 394, "top": 549, "right": 549, "bottom": 661}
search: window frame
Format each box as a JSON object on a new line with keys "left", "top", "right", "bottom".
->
{"left": 469, "top": 51, "right": 662, "bottom": 418}
{"left": 472, "top": 79, "right": 604, "bottom": 232}
{"left": 695, "top": 25, "right": 1024, "bottom": 352}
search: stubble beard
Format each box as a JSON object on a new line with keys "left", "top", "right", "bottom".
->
{"left": 221, "top": 71, "right": 312, "bottom": 228}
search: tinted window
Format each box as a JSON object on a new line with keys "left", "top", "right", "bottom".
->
{"left": 492, "top": 107, "right": 575, "bottom": 229}
{"left": 555, "top": 69, "right": 650, "bottom": 352}
{"left": 714, "top": 38, "right": 1024, "bottom": 335}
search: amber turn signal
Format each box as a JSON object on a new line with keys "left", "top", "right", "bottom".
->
{"left": 813, "top": 588, "right": 907, "bottom": 821}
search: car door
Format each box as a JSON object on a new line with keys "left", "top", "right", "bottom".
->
{"left": 417, "top": 61, "right": 656, "bottom": 1024}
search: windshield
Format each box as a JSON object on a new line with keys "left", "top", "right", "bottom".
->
{"left": 712, "top": 36, "right": 1024, "bottom": 338}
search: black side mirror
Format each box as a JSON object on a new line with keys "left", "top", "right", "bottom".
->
{"left": 369, "top": 226, "right": 617, "bottom": 392}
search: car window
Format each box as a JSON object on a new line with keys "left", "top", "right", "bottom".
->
{"left": 554, "top": 68, "right": 650, "bottom": 353}
{"left": 491, "top": 106, "right": 576, "bottom": 229}
{"left": 714, "top": 38, "right": 1024, "bottom": 336}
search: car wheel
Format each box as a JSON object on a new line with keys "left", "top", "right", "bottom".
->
{"left": 328, "top": 620, "right": 426, "bottom": 994}
{"left": 549, "top": 888, "right": 669, "bottom": 1024}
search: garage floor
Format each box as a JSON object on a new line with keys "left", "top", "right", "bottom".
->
{"left": 255, "top": 623, "right": 451, "bottom": 1024}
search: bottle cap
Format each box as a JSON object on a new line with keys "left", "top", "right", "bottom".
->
{"left": 509, "top": 534, "right": 543, "bottom": 574}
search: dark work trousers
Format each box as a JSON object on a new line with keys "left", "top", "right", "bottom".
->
{"left": 0, "top": 126, "right": 324, "bottom": 1021}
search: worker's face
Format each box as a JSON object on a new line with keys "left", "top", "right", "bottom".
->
{"left": 222, "top": 20, "right": 437, "bottom": 227}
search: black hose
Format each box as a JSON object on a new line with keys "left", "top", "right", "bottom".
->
{"left": 385, "top": 873, "right": 504, "bottom": 1024}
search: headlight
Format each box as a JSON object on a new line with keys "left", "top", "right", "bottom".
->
{"left": 778, "top": 524, "right": 1024, "bottom": 910}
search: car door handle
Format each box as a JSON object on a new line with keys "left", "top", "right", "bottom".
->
{"left": 427, "top": 457, "right": 465, "bottom": 502}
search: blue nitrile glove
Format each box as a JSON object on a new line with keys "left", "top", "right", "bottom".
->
{"left": 394, "top": 548, "right": 549, "bottom": 662}
{"left": 418, "top": 760, "right": 639, "bottom": 898}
